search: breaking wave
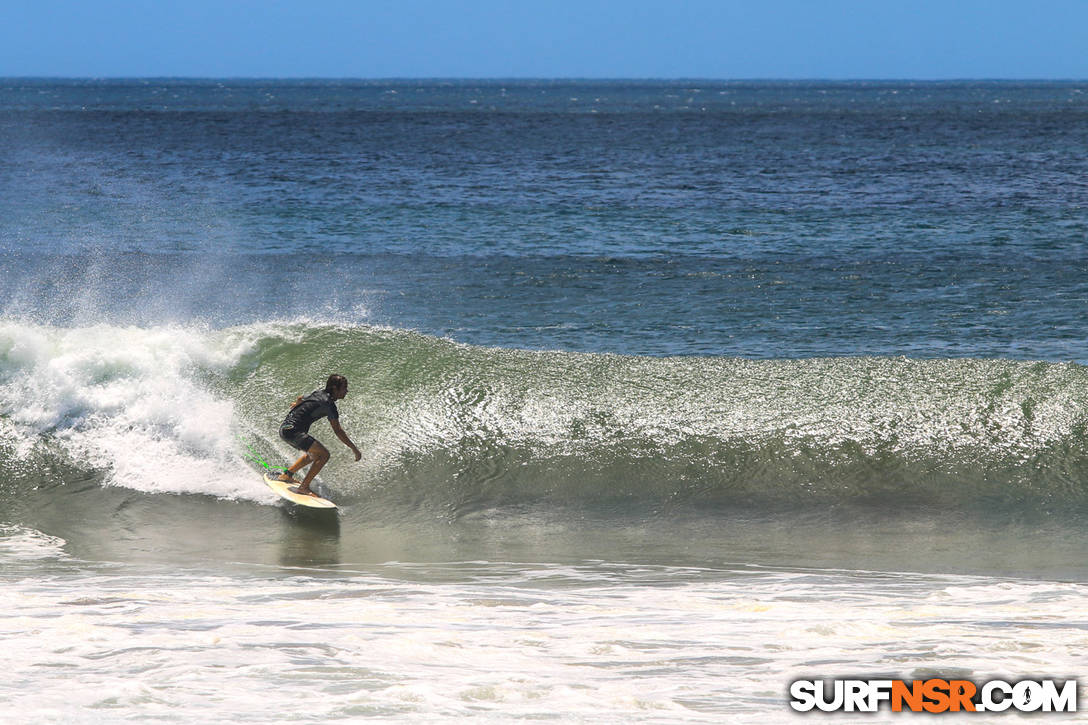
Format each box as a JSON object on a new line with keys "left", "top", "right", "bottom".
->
{"left": 3, "top": 318, "right": 1088, "bottom": 513}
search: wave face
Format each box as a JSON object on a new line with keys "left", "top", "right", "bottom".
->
{"left": 3, "top": 319, "right": 1088, "bottom": 514}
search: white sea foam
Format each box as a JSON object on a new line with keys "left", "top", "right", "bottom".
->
{"left": 0, "top": 525, "right": 69, "bottom": 562}
{"left": 0, "top": 320, "right": 273, "bottom": 501}
{"left": 0, "top": 561, "right": 1084, "bottom": 722}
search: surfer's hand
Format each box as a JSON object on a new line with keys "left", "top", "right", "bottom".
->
{"left": 351, "top": 446, "right": 361, "bottom": 461}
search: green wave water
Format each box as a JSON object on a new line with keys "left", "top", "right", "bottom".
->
{"left": 4, "top": 319, "right": 1088, "bottom": 516}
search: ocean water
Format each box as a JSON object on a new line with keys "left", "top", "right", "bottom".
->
{"left": 2, "top": 80, "right": 1088, "bottom": 721}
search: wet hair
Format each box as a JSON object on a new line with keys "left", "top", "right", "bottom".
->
{"left": 325, "top": 374, "right": 348, "bottom": 394}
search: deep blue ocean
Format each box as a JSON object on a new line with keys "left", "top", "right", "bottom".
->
{"left": 4, "top": 80, "right": 1087, "bottom": 358}
{"left": 1, "top": 80, "right": 1087, "bottom": 721}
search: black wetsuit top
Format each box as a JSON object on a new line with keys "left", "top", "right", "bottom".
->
{"left": 281, "top": 390, "right": 340, "bottom": 433}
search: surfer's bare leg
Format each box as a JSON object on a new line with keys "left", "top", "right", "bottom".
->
{"left": 278, "top": 453, "right": 311, "bottom": 482}
{"left": 294, "top": 441, "right": 329, "bottom": 494}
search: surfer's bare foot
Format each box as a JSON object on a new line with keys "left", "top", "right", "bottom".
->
{"left": 289, "top": 485, "right": 314, "bottom": 496}
{"left": 276, "top": 472, "right": 295, "bottom": 482}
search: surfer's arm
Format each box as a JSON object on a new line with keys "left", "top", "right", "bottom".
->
{"left": 330, "top": 419, "right": 361, "bottom": 461}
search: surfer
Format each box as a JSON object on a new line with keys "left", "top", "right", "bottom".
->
{"left": 276, "top": 374, "right": 361, "bottom": 496}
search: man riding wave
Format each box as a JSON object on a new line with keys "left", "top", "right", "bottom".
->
{"left": 276, "top": 374, "right": 360, "bottom": 496}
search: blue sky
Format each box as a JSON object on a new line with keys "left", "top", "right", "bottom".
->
{"left": 3, "top": 0, "right": 1087, "bottom": 79}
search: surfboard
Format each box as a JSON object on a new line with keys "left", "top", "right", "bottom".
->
{"left": 263, "top": 472, "right": 337, "bottom": 509}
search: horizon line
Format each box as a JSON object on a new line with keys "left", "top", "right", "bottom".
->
{"left": 3, "top": 76, "right": 1088, "bottom": 83}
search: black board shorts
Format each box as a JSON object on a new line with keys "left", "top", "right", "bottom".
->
{"left": 280, "top": 426, "right": 317, "bottom": 452}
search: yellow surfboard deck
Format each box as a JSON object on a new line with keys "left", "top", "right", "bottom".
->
{"left": 263, "top": 472, "right": 337, "bottom": 509}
